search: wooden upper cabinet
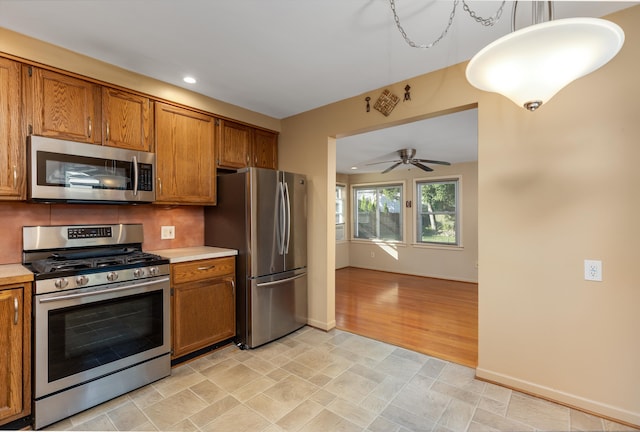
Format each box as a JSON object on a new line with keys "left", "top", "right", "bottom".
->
{"left": 217, "top": 119, "right": 278, "bottom": 170}
{"left": 102, "top": 87, "right": 152, "bottom": 151}
{"left": 0, "top": 58, "right": 25, "bottom": 199}
{"left": 217, "top": 119, "right": 252, "bottom": 169}
{"left": 155, "top": 102, "right": 216, "bottom": 205}
{"left": 26, "top": 66, "right": 101, "bottom": 144}
{"left": 25, "top": 67, "right": 152, "bottom": 151}
{"left": 253, "top": 129, "right": 278, "bottom": 170}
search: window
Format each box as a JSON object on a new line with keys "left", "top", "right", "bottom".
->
{"left": 336, "top": 184, "right": 346, "bottom": 241}
{"left": 352, "top": 183, "right": 403, "bottom": 241}
{"left": 416, "top": 179, "right": 459, "bottom": 245}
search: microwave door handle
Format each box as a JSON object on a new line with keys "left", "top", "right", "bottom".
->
{"left": 132, "top": 155, "right": 139, "bottom": 196}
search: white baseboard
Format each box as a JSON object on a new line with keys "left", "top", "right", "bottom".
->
{"left": 476, "top": 367, "right": 640, "bottom": 427}
{"left": 347, "top": 265, "right": 478, "bottom": 284}
{"left": 306, "top": 318, "right": 336, "bottom": 331}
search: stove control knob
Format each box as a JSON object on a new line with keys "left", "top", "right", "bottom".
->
{"left": 149, "top": 267, "right": 159, "bottom": 276}
{"left": 133, "top": 268, "right": 145, "bottom": 278}
{"left": 107, "top": 272, "right": 118, "bottom": 282}
{"left": 54, "top": 278, "right": 69, "bottom": 289}
{"left": 75, "top": 275, "right": 89, "bottom": 286}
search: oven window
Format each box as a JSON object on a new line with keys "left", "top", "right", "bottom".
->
{"left": 47, "top": 290, "right": 163, "bottom": 382}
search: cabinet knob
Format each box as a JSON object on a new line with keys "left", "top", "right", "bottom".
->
{"left": 88, "top": 116, "right": 92, "bottom": 138}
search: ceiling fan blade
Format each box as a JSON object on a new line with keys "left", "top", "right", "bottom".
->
{"left": 382, "top": 162, "right": 402, "bottom": 174}
{"left": 411, "top": 161, "right": 434, "bottom": 172}
{"left": 414, "top": 158, "right": 451, "bottom": 165}
{"left": 365, "top": 159, "right": 401, "bottom": 166}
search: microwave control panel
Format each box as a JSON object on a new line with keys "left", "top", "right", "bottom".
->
{"left": 138, "top": 164, "right": 153, "bottom": 191}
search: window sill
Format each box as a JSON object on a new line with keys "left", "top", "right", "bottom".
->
{"left": 350, "top": 239, "right": 407, "bottom": 247}
{"left": 411, "top": 243, "right": 464, "bottom": 251}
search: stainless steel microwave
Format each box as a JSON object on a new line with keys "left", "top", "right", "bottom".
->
{"left": 28, "top": 135, "right": 155, "bottom": 204}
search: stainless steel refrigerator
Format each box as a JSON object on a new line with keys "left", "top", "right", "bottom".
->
{"left": 204, "top": 167, "right": 307, "bottom": 349}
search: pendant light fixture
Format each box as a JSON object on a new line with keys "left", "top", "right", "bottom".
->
{"left": 465, "top": 3, "right": 625, "bottom": 111}
{"left": 389, "top": 1, "right": 625, "bottom": 112}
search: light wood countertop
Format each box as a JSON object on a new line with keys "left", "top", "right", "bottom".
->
{"left": 149, "top": 246, "right": 237, "bottom": 264}
{"left": 0, "top": 264, "right": 34, "bottom": 285}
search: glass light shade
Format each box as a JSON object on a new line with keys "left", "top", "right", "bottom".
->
{"left": 466, "top": 18, "right": 624, "bottom": 111}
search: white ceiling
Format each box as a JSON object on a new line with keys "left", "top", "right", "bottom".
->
{"left": 0, "top": 0, "right": 634, "bottom": 173}
{"left": 337, "top": 108, "right": 478, "bottom": 174}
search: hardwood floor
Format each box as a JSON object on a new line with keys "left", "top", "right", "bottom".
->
{"left": 335, "top": 267, "right": 478, "bottom": 368}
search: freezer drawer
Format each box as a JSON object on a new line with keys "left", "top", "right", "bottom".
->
{"left": 248, "top": 270, "right": 307, "bottom": 348}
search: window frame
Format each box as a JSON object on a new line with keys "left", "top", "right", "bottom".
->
{"left": 350, "top": 181, "right": 406, "bottom": 244}
{"left": 413, "top": 175, "right": 462, "bottom": 248}
{"left": 335, "top": 183, "right": 347, "bottom": 242}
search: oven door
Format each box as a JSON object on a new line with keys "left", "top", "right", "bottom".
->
{"left": 28, "top": 135, "right": 155, "bottom": 203}
{"left": 33, "top": 275, "right": 170, "bottom": 399}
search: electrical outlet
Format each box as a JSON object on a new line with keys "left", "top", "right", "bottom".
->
{"left": 161, "top": 226, "right": 175, "bottom": 240}
{"left": 584, "top": 259, "right": 602, "bottom": 281}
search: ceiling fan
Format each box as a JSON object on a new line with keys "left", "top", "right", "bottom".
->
{"left": 366, "top": 148, "right": 451, "bottom": 173}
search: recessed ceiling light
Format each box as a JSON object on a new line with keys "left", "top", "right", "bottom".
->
{"left": 351, "top": 166, "right": 358, "bottom": 170}
{"left": 183, "top": 76, "right": 196, "bottom": 84}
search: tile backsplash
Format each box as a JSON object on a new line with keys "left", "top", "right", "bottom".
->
{"left": 0, "top": 202, "right": 204, "bottom": 264}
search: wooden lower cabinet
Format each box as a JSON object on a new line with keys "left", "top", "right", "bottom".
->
{"left": 0, "top": 283, "right": 31, "bottom": 426}
{"left": 171, "top": 257, "right": 235, "bottom": 359}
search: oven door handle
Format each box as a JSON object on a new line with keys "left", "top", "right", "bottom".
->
{"left": 38, "top": 277, "right": 169, "bottom": 303}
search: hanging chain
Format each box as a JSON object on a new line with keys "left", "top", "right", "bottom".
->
{"left": 390, "top": 0, "right": 459, "bottom": 49}
{"left": 462, "top": 0, "right": 506, "bottom": 26}
{"left": 389, "top": 0, "right": 506, "bottom": 49}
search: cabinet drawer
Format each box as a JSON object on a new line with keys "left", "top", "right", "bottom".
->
{"left": 172, "top": 256, "right": 235, "bottom": 285}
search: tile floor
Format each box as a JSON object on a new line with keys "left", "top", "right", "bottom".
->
{"left": 45, "top": 327, "right": 637, "bottom": 432}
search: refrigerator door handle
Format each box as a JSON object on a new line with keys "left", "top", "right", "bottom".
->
{"left": 277, "top": 181, "right": 286, "bottom": 255}
{"left": 284, "top": 181, "right": 291, "bottom": 254}
{"left": 256, "top": 272, "right": 306, "bottom": 287}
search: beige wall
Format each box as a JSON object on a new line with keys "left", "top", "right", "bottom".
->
{"left": 280, "top": 6, "right": 640, "bottom": 425}
{"left": 345, "top": 162, "right": 478, "bottom": 282}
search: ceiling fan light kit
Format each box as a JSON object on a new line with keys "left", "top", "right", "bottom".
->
{"left": 367, "top": 148, "right": 451, "bottom": 174}
{"left": 389, "top": 0, "right": 625, "bottom": 111}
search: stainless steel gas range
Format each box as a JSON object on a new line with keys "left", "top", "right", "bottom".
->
{"left": 22, "top": 224, "right": 171, "bottom": 429}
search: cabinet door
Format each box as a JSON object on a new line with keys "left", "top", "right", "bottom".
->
{"left": 27, "top": 67, "right": 101, "bottom": 144}
{"left": 217, "top": 119, "right": 252, "bottom": 169}
{"left": 0, "top": 58, "right": 24, "bottom": 199}
{"left": 172, "top": 277, "right": 235, "bottom": 359}
{"left": 252, "top": 129, "right": 278, "bottom": 169}
{"left": 155, "top": 102, "right": 215, "bottom": 204}
{"left": 102, "top": 87, "right": 152, "bottom": 151}
{"left": 0, "top": 288, "right": 23, "bottom": 423}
